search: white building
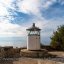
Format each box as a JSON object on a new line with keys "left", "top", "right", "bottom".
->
{"left": 26, "top": 23, "right": 41, "bottom": 50}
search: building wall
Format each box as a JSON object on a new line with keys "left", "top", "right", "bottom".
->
{"left": 27, "top": 35, "right": 40, "bottom": 50}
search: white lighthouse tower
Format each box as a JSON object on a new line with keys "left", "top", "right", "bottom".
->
{"left": 26, "top": 23, "right": 41, "bottom": 50}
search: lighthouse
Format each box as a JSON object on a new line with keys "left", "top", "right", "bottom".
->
{"left": 20, "top": 23, "right": 48, "bottom": 57}
{"left": 26, "top": 23, "right": 41, "bottom": 50}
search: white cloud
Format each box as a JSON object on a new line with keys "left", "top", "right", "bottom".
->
{"left": 42, "top": 19, "right": 64, "bottom": 37}
{"left": 0, "top": 20, "right": 27, "bottom": 37}
{"left": 0, "top": 0, "right": 27, "bottom": 37}
{"left": 41, "top": 0, "right": 56, "bottom": 9}
{"left": 17, "top": 0, "right": 41, "bottom": 15}
{"left": 0, "top": 0, "right": 15, "bottom": 9}
{"left": 17, "top": 0, "right": 57, "bottom": 15}
{"left": 0, "top": 3, "right": 8, "bottom": 16}
{"left": 32, "top": 18, "right": 48, "bottom": 29}
{"left": 0, "top": 0, "right": 14, "bottom": 16}
{"left": 0, "top": 0, "right": 12, "bottom": 5}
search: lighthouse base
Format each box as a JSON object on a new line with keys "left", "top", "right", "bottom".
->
{"left": 20, "top": 49, "right": 49, "bottom": 58}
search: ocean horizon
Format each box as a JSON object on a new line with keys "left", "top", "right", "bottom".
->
{"left": 0, "top": 37, "right": 27, "bottom": 48}
{"left": 0, "top": 36, "right": 50, "bottom": 48}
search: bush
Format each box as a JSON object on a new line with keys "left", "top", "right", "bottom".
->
{"left": 50, "top": 25, "right": 64, "bottom": 50}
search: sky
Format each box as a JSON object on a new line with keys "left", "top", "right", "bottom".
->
{"left": 0, "top": 0, "right": 64, "bottom": 47}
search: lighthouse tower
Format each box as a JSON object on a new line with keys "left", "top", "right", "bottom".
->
{"left": 26, "top": 23, "right": 41, "bottom": 50}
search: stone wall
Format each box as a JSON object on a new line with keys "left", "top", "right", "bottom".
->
{"left": 20, "top": 49, "right": 49, "bottom": 58}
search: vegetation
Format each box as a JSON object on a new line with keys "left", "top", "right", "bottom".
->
{"left": 50, "top": 25, "right": 64, "bottom": 50}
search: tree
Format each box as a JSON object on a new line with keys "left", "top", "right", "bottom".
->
{"left": 50, "top": 25, "right": 64, "bottom": 50}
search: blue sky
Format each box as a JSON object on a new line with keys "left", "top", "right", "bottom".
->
{"left": 0, "top": 0, "right": 64, "bottom": 47}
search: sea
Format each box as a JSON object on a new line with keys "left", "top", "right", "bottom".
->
{"left": 0, "top": 36, "right": 51, "bottom": 48}
{"left": 0, "top": 37, "right": 27, "bottom": 48}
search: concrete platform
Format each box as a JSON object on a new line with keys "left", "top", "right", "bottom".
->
{"left": 20, "top": 49, "right": 49, "bottom": 58}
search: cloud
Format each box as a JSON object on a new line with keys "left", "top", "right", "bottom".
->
{"left": 0, "top": 0, "right": 15, "bottom": 16}
{"left": 0, "top": 0, "right": 64, "bottom": 47}
{"left": 42, "top": 1, "right": 64, "bottom": 19}
{"left": 17, "top": 0, "right": 41, "bottom": 15}
{"left": 0, "top": 3, "right": 8, "bottom": 16}
{"left": 0, "top": 0, "right": 16, "bottom": 9}
{"left": 41, "top": 0, "right": 56, "bottom": 9}
{"left": 0, "top": 19, "right": 27, "bottom": 37}
{"left": 0, "top": 0, "right": 28, "bottom": 37}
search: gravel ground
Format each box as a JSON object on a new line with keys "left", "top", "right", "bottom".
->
{"left": 13, "top": 58, "right": 64, "bottom": 64}
{"left": 0, "top": 51, "right": 64, "bottom": 64}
